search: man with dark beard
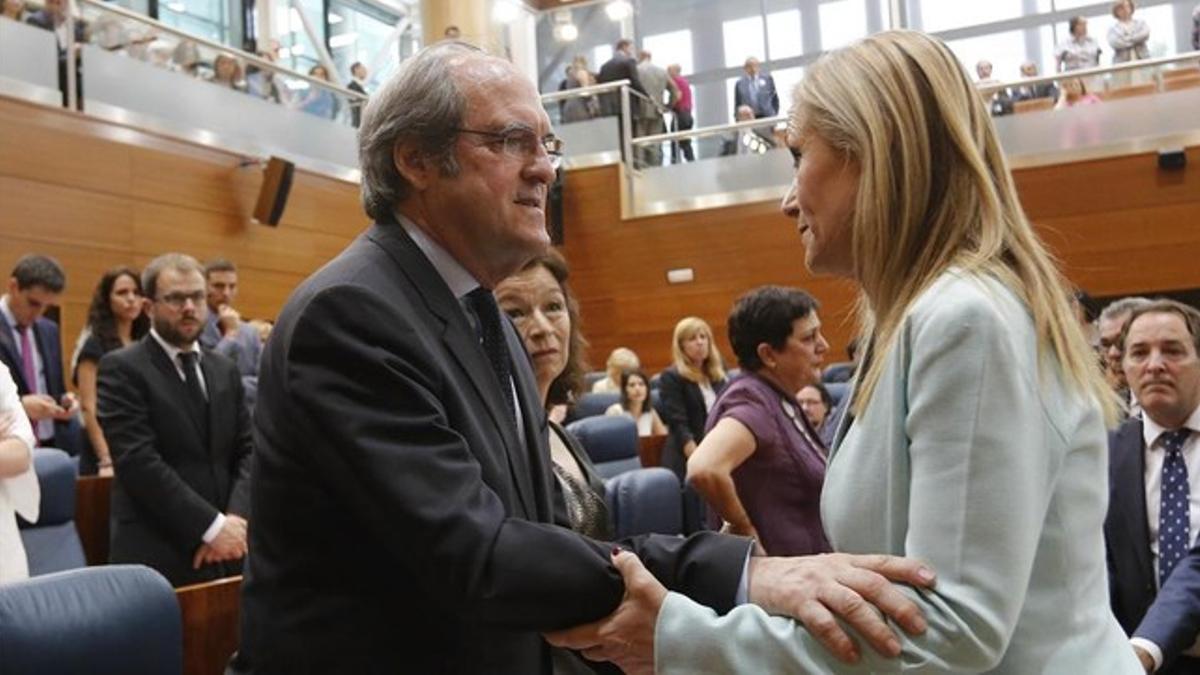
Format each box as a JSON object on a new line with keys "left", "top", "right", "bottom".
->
{"left": 98, "top": 253, "right": 253, "bottom": 586}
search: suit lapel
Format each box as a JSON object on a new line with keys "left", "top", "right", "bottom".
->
{"left": 366, "top": 223, "right": 535, "bottom": 517}
{"left": 1114, "top": 419, "right": 1154, "bottom": 586}
{"left": 503, "top": 318, "right": 547, "bottom": 520}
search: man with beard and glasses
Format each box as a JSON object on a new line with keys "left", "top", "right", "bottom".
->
{"left": 98, "top": 253, "right": 253, "bottom": 586}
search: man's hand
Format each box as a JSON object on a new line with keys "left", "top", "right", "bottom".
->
{"left": 196, "top": 514, "right": 248, "bottom": 569}
{"left": 21, "top": 394, "right": 64, "bottom": 421}
{"left": 545, "top": 550, "right": 665, "bottom": 675}
{"left": 54, "top": 393, "right": 80, "bottom": 420}
{"left": 749, "top": 553, "right": 935, "bottom": 664}
{"left": 217, "top": 305, "right": 242, "bottom": 337}
{"left": 1132, "top": 644, "right": 1155, "bottom": 673}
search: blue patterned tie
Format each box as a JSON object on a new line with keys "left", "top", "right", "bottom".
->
{"left": 1158, "top": 428, "right": 1192, "bottom": 587}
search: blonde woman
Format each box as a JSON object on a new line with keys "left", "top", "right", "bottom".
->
{"left": 657, "top": 317, "right": 727, "bottom": 480}
{"left": 591, "top": 346, "right": 640, "bottom": 393}
{"left": 550, "top": 30, "right": 1140, "bottom": 673}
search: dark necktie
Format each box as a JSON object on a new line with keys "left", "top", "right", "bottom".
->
{"left": 178, "top": 351, "right": 208, "bottom": 411}
{"left": 465, "top": 288, "right": 516, "bottom": 430}
{"left": 1158, "top": 428, "right": 1192, "bottom": 587}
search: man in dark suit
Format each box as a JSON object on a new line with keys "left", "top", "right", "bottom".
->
{"left": 235, "top": 40, "right": 933, "bottom": 674}
{"left": 1138, "top": 540, "right": 1200, "bottom": 674}
{"left": 347, "top": 61, "right": 368, "bottom": 128}
{"left": 1106, "top": 299, "right": 1200, "bottom": 674}
{"left": 25, "top": 0, "right": 86, "bottom": 107}
{"left": 0, "top": 254, "right": 81, "bottom": 457}
{"left": 733, "top": 56, "right": 778, "bottom": 118}
{"left": 596, "top": 38, "right": 647, "bottom": 118}
{"left": 98, "top": 253, "right": 252, "bottom": 587}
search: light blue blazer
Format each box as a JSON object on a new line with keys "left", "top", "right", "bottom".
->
{"left": 655, "top": 271, "right": 1141, "bottom": 673}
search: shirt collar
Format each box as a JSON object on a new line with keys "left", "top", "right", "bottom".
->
{"left": 395, "top": 212, "right": 481, "bottom": 300}
{"left": 149, "top": 328, "right": 201, "bottom": 364}
{"left": 1143, "top": 403, "right": 1200, "bottom": 449}
{"left": 0, "top": 295, "right": 17, "bottom": 331}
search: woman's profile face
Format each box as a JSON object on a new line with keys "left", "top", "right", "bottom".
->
{"left": 764, "top": 313, "right": 827, "bottom": 393}
{"left": 681, "top": 330, "right": 710, "bottom": 365}
{"left": 624, "top": 375, "right": 648, "bottom": 405}
{"left": 109, "top": 273, "right": 144, "bottom": 323}
{"left": 783, "top": 130, "right": 859, "bottom": 278}
{"left": 495, "top": 265, "right": 571, "bottom": 393}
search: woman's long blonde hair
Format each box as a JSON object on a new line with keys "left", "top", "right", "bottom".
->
{"left": 792, "top": 30, "right": 1116, "bottom": 423}
{"left": 671, "top": 316, "right": 726, "bottom": 384}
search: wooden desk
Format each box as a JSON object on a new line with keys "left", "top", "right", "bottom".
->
{"left": 75, "top": 475, "right": 112, "bottom": 565}
{"left": 638, "top": 435, "right": 666, "bottom": 469}
{"left": 177, "top": 575, "right": 242, "bottom": 675}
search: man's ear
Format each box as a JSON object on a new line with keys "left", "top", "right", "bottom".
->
{"left": 393, "top": 142, "right": 435, "bottom": 191}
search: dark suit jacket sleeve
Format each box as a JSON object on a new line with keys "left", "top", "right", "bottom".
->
{"left": 98, "top": 352, "right": 220, "bottom": 547}
{"left": 623, "top": 60, "right": 647, "bottom": 96}
{"left": 1134, "top": 540, "right": 1200, "bottom": 666}
{"left": 283, "top": 287, "right": 747, "bottom": 631}
{"left": 733, "top": 79, "right": 746, "bottom": 112}
{"left": 767, "top": 74, "right": 779, "bottom": 113}
{"left": 657, "top": 368, "right": 695, "bottom": 447}
{"left": 226, "top": 363, "right": 253, "bottom": 517}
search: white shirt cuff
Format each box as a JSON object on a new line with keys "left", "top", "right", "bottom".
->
{"left": 1131, "top": 637, "right": 1163, "bottom": 672}
{"left": 201, "top": 512, "right": 226, "bottom": 544}
{"left": 734, "top": 544, "right": 753, "bottom": 605}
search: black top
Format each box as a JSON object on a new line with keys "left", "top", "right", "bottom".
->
{"left": 72, "top": 333, "right": 106, "bottom": 386}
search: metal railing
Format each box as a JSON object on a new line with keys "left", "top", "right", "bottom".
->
{"left": 977, "top": 49, "right": 1200, "bottom": 97}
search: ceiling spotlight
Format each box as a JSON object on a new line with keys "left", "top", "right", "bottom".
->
{"left": 492, "top": 0, "right": 521, "bottom": 23}
{"left": 553, "top": 22, "right": 578, "bottom": 42}
{"left": 605, "top": 0, "right": 632, "bottom": 21}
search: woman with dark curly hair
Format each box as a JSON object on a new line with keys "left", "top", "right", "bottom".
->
{"left": 72, "top": 266, "right": 149, "bottom": 475}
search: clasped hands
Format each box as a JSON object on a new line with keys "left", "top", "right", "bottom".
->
{"left": 22, "top": 392, "right": 79, "bottom": 422}
{"left": 545, "top": 548, "right": 936, "bottom": 674}
{"left": 193, "top": 514, "right": 248, "bottom": 569}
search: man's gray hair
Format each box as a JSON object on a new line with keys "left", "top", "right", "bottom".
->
{"left": 1098, "top": 296, "right": 1151, "bottom": 324}
{"left": 143, "top": 253, "right": 204, "bottom": 300}
{"left": 358, "top": 40, "right": 483, "bottom": 223}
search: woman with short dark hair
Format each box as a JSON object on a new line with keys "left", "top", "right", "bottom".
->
{"left": 686, "top": 285, "right": 831, "bottom": 556}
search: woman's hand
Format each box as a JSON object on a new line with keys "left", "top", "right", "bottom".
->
{"left": 544, "top": 549, "right": 667, "bottom": 675}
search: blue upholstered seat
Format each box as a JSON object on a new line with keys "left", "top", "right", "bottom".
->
{"left": 17, "top": 447, "right": 86, "bottom": 576}
{"left": 605, "top": 468, "right": 683, "bottom": 538}
{"left": 566, "top": 414, "right": 640, "bottom": 479}
{"left": 0, "top": 565, "right": 181, "bottom": 675}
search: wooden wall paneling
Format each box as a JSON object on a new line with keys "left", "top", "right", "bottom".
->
{"left": 277, "top": 171, "right": 368, "bottom": 238}
{"left": 128, "top": 145, "right": 258, "bottom": 217}
{"left": 0, "top": 176, "right": 134, "bottom": 252}
{"left": 1015, "top": 147, "right": 1200, "bottom": 220}
{"left": 0, "top": 100, "right": 133, "bottom": 197}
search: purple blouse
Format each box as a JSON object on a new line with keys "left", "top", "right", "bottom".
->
{"left": 704, "top": 372, "right": 832, "bottom": 556}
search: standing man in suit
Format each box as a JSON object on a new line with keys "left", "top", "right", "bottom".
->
{"left": 0, "top": 254, "right": 81, "bottom": 457}
{"left": 99, "top": 253, "right": 252, "bottom": 587}
{"left": 234, "top": 40, "right": 934, "bottom": 674}
{"left": 733, "top": 56, "right": 778, "bottom": 119}
{"left": 1106, "top": 299, "right": 1200, "bottom": 673}
{"left": 596, "top": 38, "right": 647, "bottom": 118}
{"left": 200, "top": 258, "right": 261, "bottom": 412}
{"left": 347, "top": 61, "right": 369, "bottom": 128}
